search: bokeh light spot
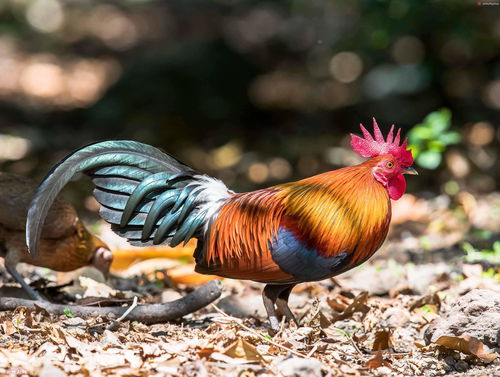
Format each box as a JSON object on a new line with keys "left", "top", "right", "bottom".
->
{"left": 0, "top": 134, "right": 31, "bottom": 161}
{"left": 468, "top": 122, "right": 494, "bottom": 146}
{"left": 26, "top": 0, "right": 64, "bottom": 33}
{"left": 446, "top": 150, "right": 470, "bottom": 179}
{"left": 20, "top": 58, "right": 65, "bottom": 98}
{"left": 211, "top": 141, "right": 242, "bottom": 169}
{"left": 329, "top": 52, "right": 363, "bottom": 83}
{"left": 88, "top": 5, "right": 138, "bottom": 50}
{"left": 247, "top": 163, "right": 269, "bottom": 183}
{"left": 392, "top": 36, "right": 425, "bottom": 65}
{"left": 444, "top": 180, "right": 460, "bottom": 196}
{"left": 269, "top": 158, "right": 292, "bottom": 180}
{"left": 483, "top": 80, "right": 500, "bottom": 109}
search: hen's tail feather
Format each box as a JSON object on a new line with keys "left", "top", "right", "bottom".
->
{"left": 26, "top": 140, "right": 233, "bottom": 255}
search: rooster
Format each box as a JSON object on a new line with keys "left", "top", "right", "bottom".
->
{"left": 0, "top": 173, "right": 112, "bottom": 300}
{"left": 27, "top": 120, "right": 416, "bottom": 329}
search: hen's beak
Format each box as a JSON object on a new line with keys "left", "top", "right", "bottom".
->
{"left": 402, "top": 167, "right": 418, "bottom": 175}
{"left": 92, "top": 246, "right": 113, "bottom": 279}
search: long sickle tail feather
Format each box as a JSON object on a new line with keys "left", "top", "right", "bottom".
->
{"left": 26, "top": 140, "right": 229, "bottom": 257}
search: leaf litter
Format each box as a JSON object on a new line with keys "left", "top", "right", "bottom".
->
{"left": 0, "top": 193, "right": 499, "bottom": 376}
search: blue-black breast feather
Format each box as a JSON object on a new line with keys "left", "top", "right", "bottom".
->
{"left": 270, "top": 228, "right": 352, "bottom": 282}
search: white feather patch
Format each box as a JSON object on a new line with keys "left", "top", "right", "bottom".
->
{"left": 186, "top": 175, "right": 233, "bottom": 233}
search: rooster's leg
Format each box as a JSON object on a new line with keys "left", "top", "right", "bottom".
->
{"left": 262, "top": 284, "right": 296, "bottom": 332}
{"left": 275, "top": 284, "right": 299, "bottom": 327}
{"left": 5, "top": 262, "right": 42, "bottom": 301}
{"left": 262, "top": 284, "right": 283, "bottom": 331}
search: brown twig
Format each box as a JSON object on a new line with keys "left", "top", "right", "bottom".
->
{"left": 0, "top": 280, "right": 223, "bottom": 324}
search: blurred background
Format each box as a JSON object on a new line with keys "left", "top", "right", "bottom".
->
{"left": 0, "top": 0, "right": 498, "bottom": 270}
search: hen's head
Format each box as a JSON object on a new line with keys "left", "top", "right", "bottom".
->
{"left": 350, "top": 118, "right": 417, "bottom": 200}
{"left": 90, "top": 244, "right": 113, "bottom": 279}
{"left": 75, "top": 220, "right": 113, "bottom": 277}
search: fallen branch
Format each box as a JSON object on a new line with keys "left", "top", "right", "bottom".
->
{"left": 0, "top": 280, "right": 223, "bottom": 324}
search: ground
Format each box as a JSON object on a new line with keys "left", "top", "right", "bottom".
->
{"left": 0, "top": 192, "right": 499, "bottom": 377}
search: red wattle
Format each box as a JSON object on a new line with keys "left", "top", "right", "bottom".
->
{"left": 387, "top": 174, "right": 406, "bottom": 200}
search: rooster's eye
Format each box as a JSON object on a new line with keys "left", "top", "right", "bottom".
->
{"left": 387, "top": 162, "right": 394, "bottom": 169}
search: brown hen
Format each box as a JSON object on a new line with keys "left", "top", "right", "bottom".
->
{"left": 0, "top": 173, "right": 112, "bottom": 300}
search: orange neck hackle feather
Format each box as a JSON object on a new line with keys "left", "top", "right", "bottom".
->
{"left": 280, "top": 156, "right": 391, "bottom": 265}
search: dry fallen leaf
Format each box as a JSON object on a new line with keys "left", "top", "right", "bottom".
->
{"left": 389, "top": 285, "right": 414, "bottom": 298}
{"left": 318, "top": 311, "right": 332, "bottom": 329}
{"left": 372, "top": 330, "right": 393, "bottom": 352}
{"left": 365, "top": 350, "right": 393, "bottom": 370}
{"left": 12, "top": 306, "right": 34, "bottom": 329}
{"left": 48, "top": 327, "right": 66, "bottom": 346}
{"left": 462, "top": 264, "right": 483, "bottom": 278}
{"left": 1, "top": 320, "right": 16, "bottom": 335}
{"left": 410, "top": 292, "right": 441, "bottom": 322}
{"left": 409, "top": 292, "right": 441, "bottom": 312}
{"left": 412, "top": 305, "right": 440, "bottom": 323}
{"left": 327, "top": 294, "right": 348, "bottom": 312}
{"left": 79, "top": 276, "right": 119, "bottom": 298}
{"left": 198, "top": 347, "right": 215, "bottom": 359}
{"left": 435, "top": 335, "right": 498, "bottom": 363}
{"left": 331, "top": 291, "right": 370, "bottom": 322}
{"left": 222, "top": 338, "right": 264, "bottom": 364}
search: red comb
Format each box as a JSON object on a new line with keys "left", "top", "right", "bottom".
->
{"left": 350, "top": 118, "right": 413, "bottom": 166}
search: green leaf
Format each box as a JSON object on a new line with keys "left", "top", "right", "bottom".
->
{"left": 462, "top": 241, "right": 500, "bottom": 264}
{"left": 472, "top": 229, "right": 492, "bottom": 240}
{"left": 494, "top": 241, "right": 500, "bottom": 253}
{"left": 481, "top": 268, "right": 495, "bottom": 279}
{"left": 409, "top": 144, "right": 421, "bottom": 157}
{"left": 461, "top": 242, "right": 475, "bottom": 253}
{"left": 63, "top": 307, "right": 74, "bottom": 318}
{"left": 416, "top": 150, "right": 442, "bottom": 169}
{"left": 425, "top": 108, "right": 451, "bottom": 133}
{"left": 409, "top": 125, "right": 433, "bottom": 142}
{"left": 419, "top": 236, "right": 432, "bottom": 250}
{"left": 421, "top": 305, "right": 433, "bottom": 313}
{"left": 428, "top": 140, "right": 445, "bottom": 152}
{"left": 439, "top": 131, "right": 461, "bottom": 145}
